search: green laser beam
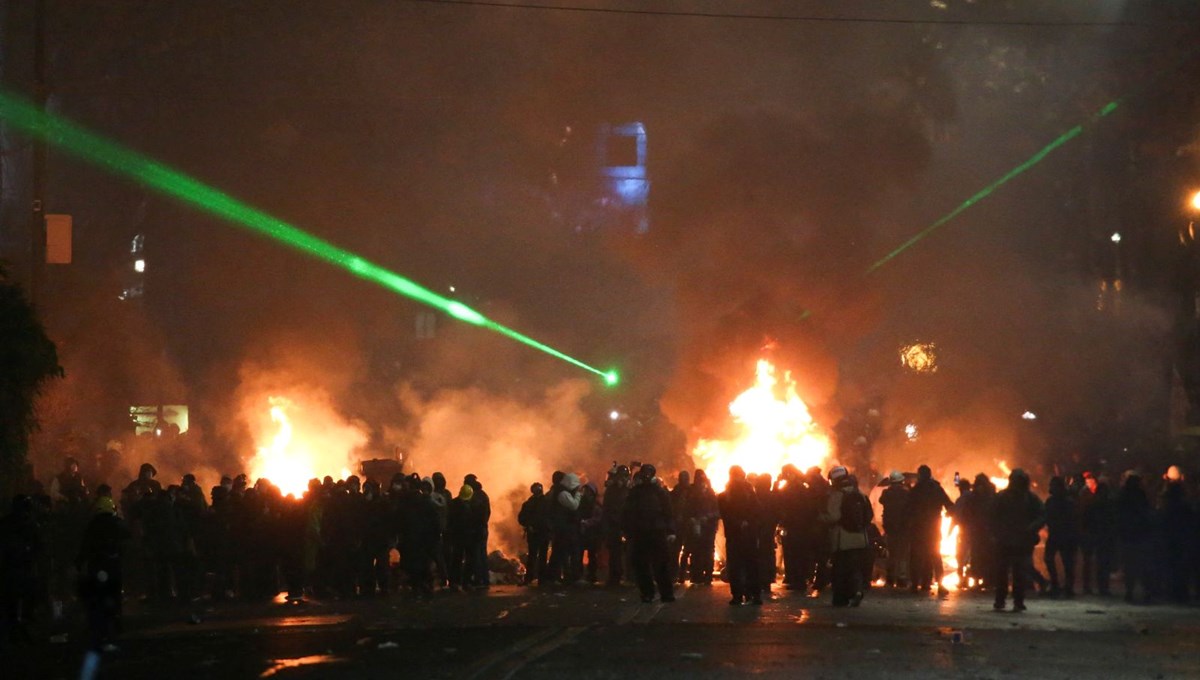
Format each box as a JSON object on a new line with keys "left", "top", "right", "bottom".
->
{"left": 0, "top": 90, "right": 618, "bottom": 386}
{"left": 866, "top": 98, "right": 1123, "bottom": 274}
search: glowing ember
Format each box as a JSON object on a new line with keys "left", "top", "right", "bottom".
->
{"left": 247, "top": 396, "right": 355, "bottom": 497}
{"left": 900, "top": 342, "right": 938, "bottom": 373}
{"left": 692, "top": 359, "right": 832, "bottom": 491}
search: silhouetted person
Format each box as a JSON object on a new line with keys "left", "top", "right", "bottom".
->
{"left": 76, "top": 496, "right": 128, "bottom": 652}
{"left": 776, "top": 465, "right": 806, "bottom": 590}
{"left": 51, "top": 457, "right": 88, "bottom": 507}
{"left": 908, "top": 465, "right": 954, "bottom": 594}
{"left": 879, "top": 471, "right": 910, "bottom": 588}
{"left": 1043, "top": 476, "right": 1079, "bottom": 598}
{"left": 687, "top": 470, "right": 720, "bottom": 585}
{"left": 990, "top": 468, "right": 1044, "bottom": 612}
{"left": 622, "top": 465, "right": 676, "bottom": 603}
{"left": 601, "top": 466, "right": 631, "bottom": 585}
{"left": 1078, "top": 472, "right": 1115, "bottom": 595}
{"left": 720, "top": 466, "right": 762, "bottom": 605}
{"left": 518, "top": 483, "right": 550, "bottom": 585}
{"left": 1115, "top": 472, "right": 1152, "bottom": 603}
{"left": 1157, "top": 474, "right": 1194, "bottom": 603}
{"left": 463, "top": 474, "right": 490, "bottom": 588}
{"left": 670, "top": 471, "right": 692, "bottom": 584}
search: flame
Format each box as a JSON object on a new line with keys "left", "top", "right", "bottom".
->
{"left": 247, "top": 396, "right": 354, "bottom": 497}
{"left": 937, "top": 460, "right": 1010, "bottom": 590}
{"left": 692, "top": 360, "right": 832, "bottom": 491}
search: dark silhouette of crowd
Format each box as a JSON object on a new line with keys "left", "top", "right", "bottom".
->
{"left": 0, "top": 457, "right": 494, "bottom": 652}
{"left": 5, "top": 455, "right": 1200, "bottom": 653}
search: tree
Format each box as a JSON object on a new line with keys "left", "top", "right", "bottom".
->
{"left": 0, "top": 263, "right": 62, "bottom": 503}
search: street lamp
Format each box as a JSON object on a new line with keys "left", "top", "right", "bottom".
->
{"left": 1190, "top": 190, "right": 1200, "bottom": 213}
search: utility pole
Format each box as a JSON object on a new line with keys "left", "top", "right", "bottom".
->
{"left": 29, "top": 0, "right": 45, "bottom": 305}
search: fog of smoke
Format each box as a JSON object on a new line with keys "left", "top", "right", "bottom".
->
{"left": 395, "top": 378, "right": 599, "bottom": 556}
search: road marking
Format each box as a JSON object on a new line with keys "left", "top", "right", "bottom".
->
{"left": 466, "top": 626, "right": 587, "bottom": 680}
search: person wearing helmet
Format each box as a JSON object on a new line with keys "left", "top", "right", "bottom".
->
{"left": 51, "top": 456, "right": 89, "bottom": 507}
{"left": 622, "top": 464, "right": 676, "bottom": 603}
{"left": 880, "top": 470, "right": 911, "bottom": 588}
{"left": 518, "top": 483, "right": 550, "bottom": 585}
{"left": 989, "top": 468, "right": 1044, "bottom": 612}
{"left": 822, "top": 468, "right": 873, "bottom": 607}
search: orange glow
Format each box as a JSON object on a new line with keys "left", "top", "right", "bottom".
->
{"left": 692, "top": 359, "right": 832, "bottom": 491}
{"left": 939, "top": 511, "right": 960, "bottom": 590}
{"left": 246, "top": 396, "right": 355, "bottom": 497}
{"left": 1191, "top": 190, "right": 1200, "bottom": 212}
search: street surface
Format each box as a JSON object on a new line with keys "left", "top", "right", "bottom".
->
{"left": 9, "top": 583, "right": 1200, "bottom": 679}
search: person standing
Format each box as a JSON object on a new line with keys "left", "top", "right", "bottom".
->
{"left": 990, "top": 469, "right": 1044, "bottom": 612}
{"left": 76, "top": 496, "right": 129, "bottom": 652}
{"left": 687, "top": 470, "right": 720, "bottom": 585}
{"left": 1043, "top": 476, "right": 1080, "bottom": 598}
{"left": 822, "top": 467, "right": 873, "bottom": 607}
{"left": 670, "top": 471, "right": 692, "bottom": 584}
{"left": 622, "top": 465, "right": 676, "bottom": 603}
{"left": 879, "top": 471, "right": 911, "bottom": 588}
{"left": 463, "top": 475, "right": 490, "bottom": 589}
{"left": 719, "top": 466, "right": 762, "bottom": 605}
{"left": 908, "top": 465, "right": 954, "bottom": 594}
{"left": 546, "top": 473, "right": 583, "bottom": 585}
{"left": 518, "top": 483, "right": 550, "bottom": 586}
{"left": 1115, "top": 472, "right": 1152, "bottom": 604}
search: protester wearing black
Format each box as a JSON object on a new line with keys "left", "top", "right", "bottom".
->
{"left": 776, "top": 465, "right": 806, "bottom": 590}
{"left": 908, "top": 465, "right": 954, "bottom": 594}
{"left": 670, "top": 471, "right": 692, "bottom": 584}
{"left": 601, "top": 466, "right": 630, "bottom": 585}
{"left": 1043, "top": 476, "right": 1079, "bottom": 598}
{"left": 0, "top": 495, "right": 44, "bottom": 646}
{"left": 518, "top": 483, "right": 550, "bottom": 586}
{"left": 1115, "top": 472, "right": 1152, "bottom": 604}
{"left": 1078, "top": 472, "right": 1115, "bottom": 596}
{"left": 687, "top": 470, "right": 720, "bottom": 585}
{"left": 990, "top": 469, "right": 1044, "bottom": 612}
{"left": 622, "top": 465, "right": 677, "bottom": 603}
{"left": 879, "top": 471, "right": 910, "bottom": 588}
{"left": 1158, "top": 479, "right": 1195, "bottom": 603}
{"left": 76, "top": 496, "right": 129, "bottom": 651}
{"left": 463, "top": 474, "right": 491, "bottom": 589}
{"left": 752, "top": 474, "right": 779, "bottom": 592}
{"left": 719, "top": 466, "right": 763, "bottom": 605}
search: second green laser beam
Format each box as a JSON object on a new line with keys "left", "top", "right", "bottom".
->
{"left": 866, "top": 99, "right": 1122, "bottom": 274}
{"left": 0, "top": 90, "right": 619, "bottom": 386}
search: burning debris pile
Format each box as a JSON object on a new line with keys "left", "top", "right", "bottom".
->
{"left": 692, "top": 359, "right": 833, "bottom": 491}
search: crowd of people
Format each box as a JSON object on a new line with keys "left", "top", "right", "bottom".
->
{"left": 4, "top": 454, "right": 1200, "bottom": 653}
{"left": 0, "top": 457, "right": 497, "bottom": 650}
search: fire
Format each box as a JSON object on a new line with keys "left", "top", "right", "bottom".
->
{"left": 247, "top": 396, "right": 354, "bottom": 497}
{"left": 937, "top": 460, "right": 1010, "bottom": 590}
{"left": 692, "top": 360, "right": 832, "bottom": 491}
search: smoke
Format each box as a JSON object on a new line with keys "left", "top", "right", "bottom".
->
{"left": 395, "top": 378, "right": 599, "bottom": 555}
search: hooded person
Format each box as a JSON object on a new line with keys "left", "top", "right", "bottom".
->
{"left": 579, "top": 483, "right": 603, "bottom": 583}
{"left": 907, "top": 465, "right": 954, "bottom": 595}
{"left": 621, "top": 464, "right": 676, "bottom": 603}
{"left": 546, "top": 473, "right": 584, "bottom": 585}
{"left": 518, "top": 483, "right": 550, "bottom": 585}
{"left": 446, "top": 484, "right": 477, "bottom": 590}
{"left": 821, "top": 467, "right": 873, "bottom": 607}
{"left": 601, "top": 465, "right": 631, "bottom": 586}
{"left": 1043, "top": 476, "right": 1079, "bottom": 598}
{"left": 463, "top": 474, "right": 491, "bottom": 589}
{"left": 719, "top": 466, "right": 763, "bottom": 605}
{"left": 989, "top": 469, "right": 1044, "bottom": 612}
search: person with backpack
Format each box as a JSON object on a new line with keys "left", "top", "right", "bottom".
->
{"left": 822, "top": 466, "right": 873, "bottom": 607}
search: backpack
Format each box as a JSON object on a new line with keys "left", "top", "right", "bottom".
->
{"left": 839, "top": 491, "right": 869, "bottom": 533}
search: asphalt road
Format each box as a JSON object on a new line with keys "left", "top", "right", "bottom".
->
{"left": 9, "top": 583, "right": 1200, "bottom": 679}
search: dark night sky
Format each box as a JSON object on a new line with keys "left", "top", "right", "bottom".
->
{"left": 3, "top": 0, "right": 1199, "bottom": 477}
